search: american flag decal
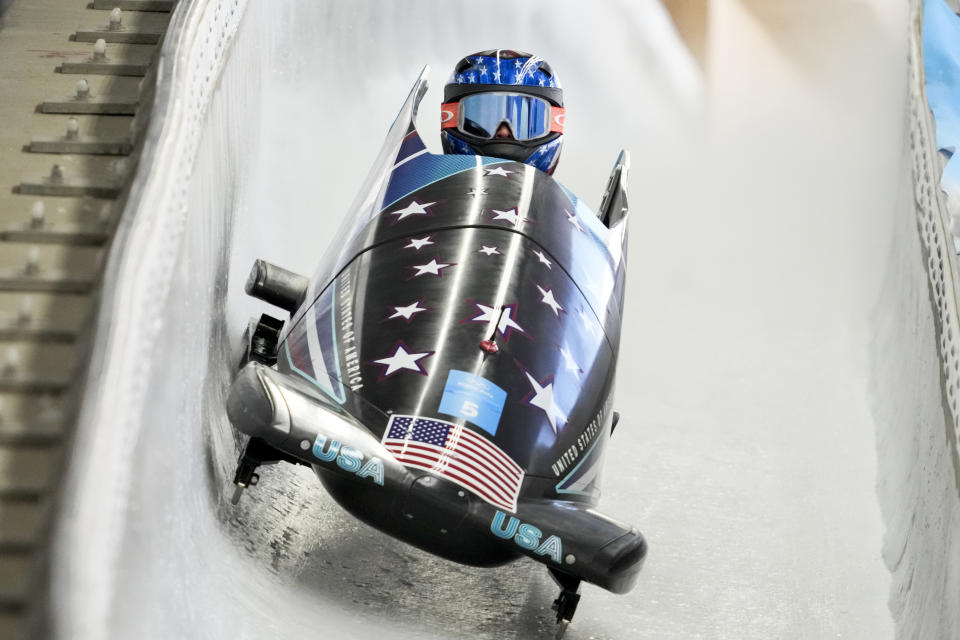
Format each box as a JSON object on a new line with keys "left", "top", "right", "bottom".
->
{"left": 383, "top": 415, "right": 523, "bottom": 513}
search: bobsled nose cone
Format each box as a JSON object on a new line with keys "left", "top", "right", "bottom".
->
{"left": 228, "top": 363, "right": 285, "bottom": 437}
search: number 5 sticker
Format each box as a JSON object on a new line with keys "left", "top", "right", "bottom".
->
{"left": 438, "top": 370, "right": 507, "bottom": 435}
{"left": 461, "top": 401, "right": 479, "bottom": 418}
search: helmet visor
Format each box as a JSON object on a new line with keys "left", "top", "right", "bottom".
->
{"left": 459, "top": 92, "right": 552, "bottom": 141}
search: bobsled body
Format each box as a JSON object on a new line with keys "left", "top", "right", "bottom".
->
{"left": 227, "top": 68, "right": 644, "bottom": 604}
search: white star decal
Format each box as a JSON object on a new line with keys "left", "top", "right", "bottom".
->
{"left": 578, "top": 307, "right": 600, "bottom": 337}
{"left": 524, "top": 371, "right": 567, "bottom": 433}
{"left": 536, "top": 285, "right": 564, "bottom": 317}
{"left": 484, "top": 166, "right": 514, "bottom": 177}
{"left": 492, "top": 70, "right": 501, "bottom": 81}
{"left": 390, "top": 200, "right": 436, "bottom": 222}
{"left": 478, "top": 245, "right": 500, "bottom": 256}
{"left": 559, "top": 345, "right": 582, "bottom": 377}
{"left": 410, "top": 258, "right": 453, "bottom": 278}
{"left": 479, "top": 65, "right": 488, "bottom": 76}
{"left": 387, "top": 300, "right": 427, "bottom": 322}
{"left": 533, "top": 249, "right": 552, "bottom": 269}
{"left": 404, "top": 236, "right": 434, "bottom": 251}
{"left": 467, "top": 187, "right": 488, "bottom": 198}
{"left": 370, "top": 342, "right": 433, "bottom": 380}
{"left": 565, "top": 210, "right": 584, "bottom": 232}
{"left": 490, "top": 208, "right": 519, "bottom": 225}
{"left": 466, "top": 302, "right": 526, "bottom": 341}
{"left": 582, "top": 271, "right": 608, "bottom": 299}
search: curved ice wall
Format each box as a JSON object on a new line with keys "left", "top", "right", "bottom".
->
{"left": 871, "top": 2, "right": 960, "bottom": 638}
{"left": 51, "top": 0, "right": 960, "bottom": 638}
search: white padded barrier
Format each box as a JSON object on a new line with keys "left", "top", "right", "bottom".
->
{"left": 874, "top": 1, "right": 960, "bottom": 637}
{"left": 911, "top": 0, "right": 960, "bottom": 449}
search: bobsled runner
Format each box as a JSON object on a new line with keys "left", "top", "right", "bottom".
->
{"left": 227, "top": 66, "right": 644, "bottom": 637}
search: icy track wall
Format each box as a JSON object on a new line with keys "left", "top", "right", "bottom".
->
{"left": 873, "top": 0, "right": 960, "bottom": 638}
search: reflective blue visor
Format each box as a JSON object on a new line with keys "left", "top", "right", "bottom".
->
{"left": 459, "top": 92, "right": 552, "bottom": 141}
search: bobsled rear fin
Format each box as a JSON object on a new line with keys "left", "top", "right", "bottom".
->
{"left": 597, "top": 149, "right": 629, "bottom": 228}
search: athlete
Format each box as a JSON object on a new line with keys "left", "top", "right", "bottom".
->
{"left": 440, "top": 49, "right": 565, "bottom": 175}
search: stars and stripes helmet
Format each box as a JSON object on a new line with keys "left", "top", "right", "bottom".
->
{"left": 441, "top": 49, "right": 565, "bottom": 175}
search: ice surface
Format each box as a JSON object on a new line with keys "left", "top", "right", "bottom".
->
{"left": 872, "top": 146, "right": 960, "bottom": 640}
{"left": 53, "top": 0, "right": 960, "bottom": 638}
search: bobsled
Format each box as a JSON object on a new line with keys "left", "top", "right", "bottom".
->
{"left": 227, "top": 66, "right": 644, "bottom": 636}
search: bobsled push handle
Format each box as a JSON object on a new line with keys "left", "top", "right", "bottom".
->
{"left": 245, "top": 259, "right": 309, "bottom": 314}
{"left": 597, "top": 149, "right": 630, "bottom": 228}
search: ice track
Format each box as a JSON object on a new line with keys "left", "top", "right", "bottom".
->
{"left": 51, "top": 1, "right": 960, "bottom": 638}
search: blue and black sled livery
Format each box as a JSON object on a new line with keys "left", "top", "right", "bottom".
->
{"left": 227, "top": 67, "right": 643, "bottom": 636}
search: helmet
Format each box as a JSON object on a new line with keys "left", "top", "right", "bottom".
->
{"left": 441, "top": 49, "right": 564, "bottom": 175}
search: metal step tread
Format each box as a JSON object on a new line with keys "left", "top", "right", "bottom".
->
{"left": 75, "top": 29, "right": 164, "bottom": 44}
{"left": 0, "top": 498, "right": 47, "bottom": 551}
{"left": 0, "top": 225, "right": 111, "bottom": 247}
{"left": 59, "top": 60, "right": 150, "bottom": 77}
{"left": 18, "top": 176, "right": 121, "bottom": 199}
{"left": 0, "top": 341, "right": 78, "bottom": 376}
{"left": 0, "top": 294, "right": 87, "bottom": 340}
{"left": 0, "top": 445, "right": 59, "bottom": 498}
{"left": 0, "top": 326, "right": 77, "bottom": 343}
{"left": 0, "top": 392, "right": 70, "bottom": 445}
{"left": 29, "top": 136, "right": 133, "bottom": 156}
{"left": 0, "top": 419, "right": 64, "bottom": 444}
{"left": 40, "top": 95, "right": 139, "bottom": 115}
{"left": 92, "top": 0, "right": 177, "bottom": 11}
{"left": 0, "top": 278, "right": 95, "bottom": 295}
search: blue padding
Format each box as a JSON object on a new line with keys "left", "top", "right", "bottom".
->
{"left": 924, "top": 0, "right": 960, "bottom": 202}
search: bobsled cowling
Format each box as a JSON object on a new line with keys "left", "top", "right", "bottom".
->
{"left": 226, "top": 66, "right": 643, "bottom": 627}
{"left": 275, "top": 68, "right": 629, "bottom": 488}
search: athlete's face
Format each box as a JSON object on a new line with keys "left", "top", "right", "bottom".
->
{"left": 494, "top": 122, "right": 516, "bottom": 140}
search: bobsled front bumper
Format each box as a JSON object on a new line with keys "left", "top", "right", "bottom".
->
{"left": 227, "top": 362, "right": 646, "bottom": 593}
{"left": 228, "top": 362, "right": 406, "bottom": 479}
